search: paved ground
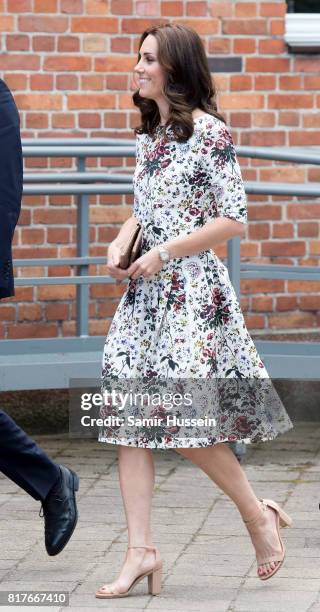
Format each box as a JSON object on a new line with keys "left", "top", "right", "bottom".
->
{"left": 0, "top": 423, "right": 320, "bottom": 612}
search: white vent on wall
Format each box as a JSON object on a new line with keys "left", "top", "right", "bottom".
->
{"left": 285, "top": 13, "right": 320, "bottom": 52}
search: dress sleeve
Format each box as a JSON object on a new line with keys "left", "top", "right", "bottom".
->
{"left": 200, "top": 120, "right": 248, "bottom": 225}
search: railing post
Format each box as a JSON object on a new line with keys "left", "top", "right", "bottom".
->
{"left": 227, "top": 236, "right": 246, "bottom": 460}
{"left": 76, "top": 157, "right": 89, "bottom": 337}
{"left": 227, "top": 236, "right": 241, "bottom": 299}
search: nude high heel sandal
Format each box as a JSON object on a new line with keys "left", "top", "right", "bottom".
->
{"left": 95, "top": 545, "right": 163, "bottom": 599}
{"left": 244, "top": 498, "right": 292, "bottom": 581}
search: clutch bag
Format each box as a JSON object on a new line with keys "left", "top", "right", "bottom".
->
{"left": 118, "top": 221, "right": 143, "bottom": 270}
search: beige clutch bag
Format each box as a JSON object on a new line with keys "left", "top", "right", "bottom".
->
{"left": 118, "top": 221, "right": 143, "bottom": 270}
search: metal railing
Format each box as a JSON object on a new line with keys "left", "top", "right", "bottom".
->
{"left": 0, "top": 139, "right": 319, "bottom": 390}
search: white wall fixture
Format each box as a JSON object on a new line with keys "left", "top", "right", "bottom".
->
{"left": 285, "top": 13, "right": 320, "bottom": 52}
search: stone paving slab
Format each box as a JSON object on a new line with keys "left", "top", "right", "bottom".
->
{"left": 0, "top": 423, "right": 319, "bottom": 612}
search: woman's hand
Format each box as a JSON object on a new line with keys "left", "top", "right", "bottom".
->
{"left": 106, "top": 241, "right": 129, "bottom": 283}
{"left": 126, "top": 247, "right": 163, "bottom": 280}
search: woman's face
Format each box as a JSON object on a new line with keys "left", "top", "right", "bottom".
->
{"left": 134, "top": 34, "right": 166, "bottom": 102}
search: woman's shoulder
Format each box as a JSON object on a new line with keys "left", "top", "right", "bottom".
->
{"left": 193, "top": 113, "right": 231, "bottom": 138}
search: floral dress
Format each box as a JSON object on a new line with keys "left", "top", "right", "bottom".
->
{"left": 99, "top": 113, "right": 293, "bottom": 449}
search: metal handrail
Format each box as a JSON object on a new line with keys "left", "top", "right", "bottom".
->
{"left": 12, "top": 142, "right": 320, "bottom": 337}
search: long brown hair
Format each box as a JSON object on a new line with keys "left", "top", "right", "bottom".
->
{"left": 132, "top": 23, "right": 226, "bottom": 142}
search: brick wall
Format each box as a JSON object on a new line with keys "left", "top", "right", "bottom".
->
{"left": 0, "top": 0, "right": 319, "bottom": 339}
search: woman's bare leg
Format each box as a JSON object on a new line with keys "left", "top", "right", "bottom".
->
{"left": 98, "top": 446, "right": 160, "bottom": 594}
{"left": 175, "top": 443, "right": 283, "bottom": 578}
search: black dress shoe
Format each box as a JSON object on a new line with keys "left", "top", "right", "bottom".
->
{"left": 41, "top": 465, "right": 79, "bottom": 556}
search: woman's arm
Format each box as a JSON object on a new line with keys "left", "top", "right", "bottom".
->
{"left": 161, "top": 217, "right": 246, "bottom": 259}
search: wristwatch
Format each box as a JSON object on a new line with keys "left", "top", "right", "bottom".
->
{"left": 158, "top": 246, "right": 171, "bottom": 263}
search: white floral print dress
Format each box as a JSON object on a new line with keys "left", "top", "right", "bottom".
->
{"left": 99, "top": 113, "right": 293, "bottom": 449}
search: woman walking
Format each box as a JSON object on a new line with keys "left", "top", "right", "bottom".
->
{"left": 96, "top": 24, "right": 293, "bottom": 599}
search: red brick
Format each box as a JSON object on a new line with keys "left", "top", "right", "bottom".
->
{"left": 219, "top": 93, "right": 264, "bottom": 110}
{"left": 260, "top": 2, "right": 286, "bottom": 17}
{"left": 57, "top": 36, "right": 80, "bottom": 52}
{"left": 7, "top": 324, "right": 58, "bottom": 339}
{"left": 18, "top": 304, "right": 42, "bottom": 321}
{"left": 258, "top": 39, "right": 286, "bottom": 54}
{"left": 290, "top": 131, "right": 320, "bottom": 146}
{"left": 79, "top": 113, "right": 101, "bottom": 127}
{"left": 294, "top": 58, "right": 320, "bottom": 73}
{"left": 52, "top": 113, "right": 75, "bottom": 128}
{"left": 90, "top": 284, "right": 125, "bottom": 298}
{"left": 81, "top": 75, "right": 104, "bottom": 90}
{"left": 32, "top": 36, "right": 55, "bottom": 51}
{"left": 230, "top": 75, "right": 252, "bottom": 91}
{"left": 252, "top": 296, "right": 273, "bottom": 311}
{"left": 95, "top": 56, "right": 135, "bottom": 72}
{"left": 279, "top": 75, "right": 301, "bottom": 90}
{"left": 260, "top": 167, "right": 305, "bottom": 183}
{"left": 261, "top": 241, "right": 306, "bottom": 257}
{"left": 186, "top": 1, "right": 207, "bottom": 16}
{"left": 47, "top": 228, "right": 71, "bottom": 243}
{"left": 288, "top": 280, "right": 320, "bottom": 293}
{"left": 3, "top": 74, "right": 28, "bottom": 90}
{"left": 276, "top": 296, "right": 298, "bottom": 311}
{"left": 68, "top": 94, "right": 116, "bottom": 109}
{"left": 279, "top": 111, "right": 299, "bottom": 126}
{"left": 287, "top": 204, "right": 320, "bottom": 220}
{"left": 0, "top": 55, "right": 39, "bottom": 70}
{"left": 45, "top": 304, "right": 70, "bottom": 320}
{"left": 30, "top": 74, "right": 54, "bottom": 90}
{"left": 241, "top": 278, "right": 284, "bottom": 294}
{"left": 161, "top": 1, "right": 183, "bottom": 16}
{"left": 33, "top": 209, "right": 76, "bottom": 224}
{"left": 255, "top": 75, "right": 276, "bottom": 90}
{"left": 44, "top": 57, "right": 91, "bottom": 71}
{"left": 37, "top": 285, "right": 76, "bottom": 300}
{"left": 19, "top": 16, "right": 68, "bottom": 32}
{"left": 235, "top": 2, "right": 257, "bottom": 17}
{"left": 230, "top": 112, "right": 251, "bottom": 128}
{"left": 249, "top": 205, "right": 282, "bottom": 221}
{"left": 21, "top": 228, "right": 45, "bottom": 244}
{"left": 6, "top": 35, "right": 29, "bottom": 51}
{"left": 61, "top": 0, "right": 83, "bottom": 12}
{"left": 223, "top": 19, "right": 267, "bottom": 35}
{"left": 253, "top": 112, "right": 275, "bottom": 127}
{"left": 210, "top": 1, "right": 233, "bottom": 17}
{"left": 248, "top": 223, "right": 270, "bottom": 239}
{"left": 234, "top": 38, "right": 256, "bottom": 53}
{"left": 242, "top": 131, "right": 285, "bottom": 146}
{"left": 208, "top": 37, "right": 231, "bottom": 54}
{"left": 0, "top": 306, "right": 16, "bottom": 321}
{"left": 270, "top": 19, "right": 284, "bottom": 35}
{"left": 244, "top": 314, "right": 265, "bottom": 329}
{"left": 111, "top": 0, "right": 133, "bottom": 14}
{"left": 106, "top": 75, "right": 128, "bottom": 90}
{"left": 111, "top": 37, "right": 131, "bottom": 52}
{"left": 298, "top": 223, "right": 319, "bottom": 238}
{"left": 268, "top": 313, "right": 316, "bottom": 329}
{"left": 300, "top": 295, "right": 320, "bottom": 311}
{"left": 72, "top": 17, "right": 118, "bottom": 32}
{"left": 7, "top": 0, "right": 31, "bottom": 11}
{"left": 246, "top": 58, "right": 289, "bottom": 72}
{"left": 272, "top": 223, "right": 294, "bottom": 238}
{"left": 0, "top": 17, "right": 13, "bottom": 32}
{"left": 269, "top": 94, "right": 313, "bottom": 109}
{"left": 304, "top": 76, "right": 320, "bottom": 91}
{"left": 34, "top": 0, "right": 57, "bottom": 10}
{"left": 56, "top": 75, "right": 79, "bottom": 90}
{"left": 11, "top": 287, "right": 34, "bottom": 302}
{"left": 15, "top": 94, "right": 62, "bottom": 110}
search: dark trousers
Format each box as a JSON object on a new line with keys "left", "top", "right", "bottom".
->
{"left": 0, "top": 410, "right": 60, "bottom": 501}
